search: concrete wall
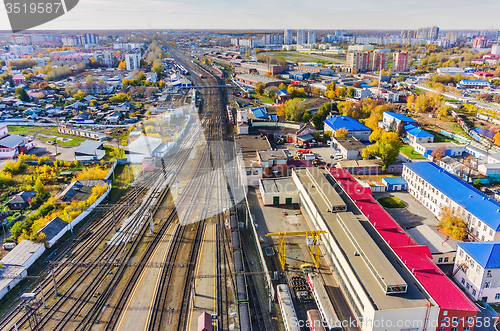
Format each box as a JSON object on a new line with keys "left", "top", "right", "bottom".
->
{"left": 0, "top": 267, "right": 27, "bottom": 301}
{"left": 69, "top": 185, "right": 111, "bottom": 229}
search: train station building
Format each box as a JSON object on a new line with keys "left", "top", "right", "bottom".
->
{"left": 290, "top": 167, "right": 479, "bottom": 331}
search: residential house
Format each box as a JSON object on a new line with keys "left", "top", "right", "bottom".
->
{"left": 6, "top": 191, "right": 36, "bottom": 209}
{"left": 381, "top": 112, "right": 418, "bottom": 131}
{"left": 404, "top": 124, "right": 434, "bottom": 145}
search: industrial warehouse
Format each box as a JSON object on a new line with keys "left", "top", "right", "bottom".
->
{"left": 257, "top": 167, "right": 479, "bottom": 331}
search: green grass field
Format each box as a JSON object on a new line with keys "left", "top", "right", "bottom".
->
{"left": 377, "top": 196, "right": 407, "bottom": 209}
{"left": 7, "top": 126, "right": 86, "bottom": 146}
{"left": 258, "top": 96, "right": 275, "bottom": 104}
{"left": 400, "top": 144, "right": 426, "bottom": 159}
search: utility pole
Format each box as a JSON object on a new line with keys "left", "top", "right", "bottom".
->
{"left": 39, "top": 284, "right": 47, "bottom": 309}
{"left": 51, "top": 267, "right": 59, "bottom": 296}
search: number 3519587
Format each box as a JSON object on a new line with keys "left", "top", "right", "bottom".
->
{"left": 5, "top": 2, "right": 63, "bottom": 14}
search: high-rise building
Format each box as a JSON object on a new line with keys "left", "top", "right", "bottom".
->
{"left": 307, "top": 30, "right": 316, "bottom": 44}
{"left": 473, "top": 36, "right": 487, "bottom": 49}
{"left": 372, "top": 50, "right": 389, "bottom": 71}
{"left": 10, "top": 45, "right": 34, "bottom": 55}
{"left": 445, "top": 32, "right": 458, "bottom": 44}
{"left": 492, "top": 44, "right": 500, "bottom": 55}
{"left": 125, "top": 49, "right": 142, "bottom": 71}
{"left": 81, "top": 33, "right": 99, "bottom": 45}
{"left": 335, "top": 30, "right": 347, "bottom": 37}
{"left": 297, "top": 30, "right": 306, "bottom": 45}
{"left": 416, "top": 26, "right": 439, "bottom": 40}
{"left": 263, "top": 34, "right": 283, "bottom": 45}
{"left": 346, "top": 51, "right": 373, "bottom": 72}
{"left": 392, "top": 52, "right": 410, "bottom": 73}
{"left": 284, "top": 29, "right": 293, "bottom": 45}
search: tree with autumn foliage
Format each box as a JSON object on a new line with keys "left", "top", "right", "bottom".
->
{"left": 494, "top": 132, "right": 500, "bottom": 146}
{"left": 118, "top": 60, "right": 127, "bottom": 70}
{"left": 362, "top": 130, "right": 402, "bottom": 171}
{"left": 438, "top": 206, "right": 467, "bottom": 240}
{"left": 335, "top": 128, "right": 349, "bottom": 138}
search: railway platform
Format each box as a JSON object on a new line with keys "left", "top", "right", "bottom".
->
{"left": 187, "top": 222, "right": 216, "bottom": 331}
{"left": 115, "top": 224, "right": 178, "bottom": 331}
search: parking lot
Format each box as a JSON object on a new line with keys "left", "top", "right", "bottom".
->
{"left": 278, "top": 142, "right": 342, "bottom": 165}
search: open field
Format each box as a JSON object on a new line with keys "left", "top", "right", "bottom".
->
{"left": 400, "top": 144, "right": 426, "bottom": 159}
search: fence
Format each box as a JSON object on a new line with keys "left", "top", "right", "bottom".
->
{"left": 68, "top": 185, "right": 112, "bottom": 229}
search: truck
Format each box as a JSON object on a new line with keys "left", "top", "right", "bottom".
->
{"left": 303, "top": 153, "right": 316, "bottom": 161}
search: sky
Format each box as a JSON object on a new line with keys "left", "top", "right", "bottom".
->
{"left": 0, "top": 0, "right": 499, "bottom": 32}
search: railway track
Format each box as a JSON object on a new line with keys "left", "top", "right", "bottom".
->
{"left": 3, "top": 45, "right": 239, "bottom": 331}
{"left": 2, "top": 92, "right": 204, "bottom": 331}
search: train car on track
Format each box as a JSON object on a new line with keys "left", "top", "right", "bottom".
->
{"left": 277, "top": 284, "right": 300, "bottom": 331}
{"left": 227, "top": 106, "right": 235, "bottom": 125}
{"left": 238, "top": 302, "right": 253, "bottom": 331}
{"left": 307, "top": 310, "right": 327, "bottom": 331}
{"left": 307, "top": 273, "right": 341, "bottom": 330}
{"left": 230, "top": 215, "right": 238, "bottom": 231}
{"left": 231, "top": 231, "right": 241, "bottom": 250}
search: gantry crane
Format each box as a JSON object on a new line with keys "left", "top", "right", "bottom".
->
{"left": 265, "top": 231, "right": 327, "bottom": 271}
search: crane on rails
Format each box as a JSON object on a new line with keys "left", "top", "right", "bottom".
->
{"left": 266, "top": 231, "right": 327, "bottom": 270}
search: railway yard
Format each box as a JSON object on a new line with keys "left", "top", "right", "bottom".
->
{"left": 0, "top": 47, "right": 252, "bottom": 331}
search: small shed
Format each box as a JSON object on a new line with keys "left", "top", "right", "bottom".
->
{"left": 37, "top": 216, "right": 68, "bottom": 248}
{"left": 197, "top": 311, "right": 213, "bottom": 331}
{"left": 382, "top": 177, "right": 408, "bottom": 191}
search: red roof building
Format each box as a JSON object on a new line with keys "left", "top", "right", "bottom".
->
{"left": 329, "top": 168, "right": 480, "bottom": 330}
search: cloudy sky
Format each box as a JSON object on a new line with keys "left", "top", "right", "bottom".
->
{"left": 0, "top": 0, "right": 499, "bottom": 31}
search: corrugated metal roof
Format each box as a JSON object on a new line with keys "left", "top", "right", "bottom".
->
{"left": 74, "top": 140, "right": 104, "bottom": 155}
{"left": 37, "top": 217, "right": 67, "bottom": 241}
{"left": 0, "top": 134, "right": 27, "bottom": 148}
{"left": 324, "top": 116, "right": 371, "bottom": 132}
{"left": 0, "top": 240, "right": 44, "bottom": 267}
{"left": 126, "top": 135, "right": 162, "bottom": 156}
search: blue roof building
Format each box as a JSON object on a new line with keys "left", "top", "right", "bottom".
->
{"left": 403, "top": 162, "right": 500, "bottom": 241}
{"left": 249, "top": 107, "right": 269, "bottom": 119}
{"left": 382, "top": 177, "right": 408, "bottom": 191}
{"left": 324, "top": 116, "right": 372, "bottom": 142}
{"left": 454, "top": 241, "right": 500, "bottom": 303}
{"left": 404, "top": 124, "right": 434, "bottom": 144}
{"left": 457, "top": 242, "right": 500, "bottom": 269}
{"left": 382, "top": 112, "right": 418, "bottom": 130}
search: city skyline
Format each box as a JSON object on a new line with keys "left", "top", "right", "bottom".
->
{"left": 0, "top": 0, "right": 500, "bottom": 31}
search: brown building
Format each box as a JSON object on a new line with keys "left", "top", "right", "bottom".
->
{"left": 234, "top": 74, "right": 284, "bottom": 87}
{"left": 240, "top": 62, "right": 289, "bottom": 75}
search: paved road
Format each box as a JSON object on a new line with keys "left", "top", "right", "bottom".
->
{"left": 115, "top": 224, "right": 178, "bottom": 331}
{"left": 187, "top": 223, "right": 216, "bottom": 331}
